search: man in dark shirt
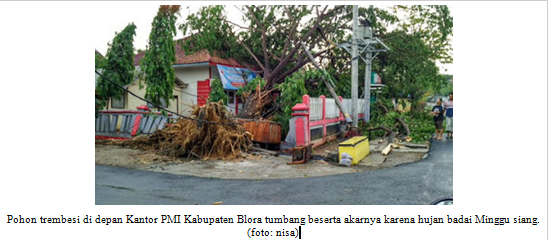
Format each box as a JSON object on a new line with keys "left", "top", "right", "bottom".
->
{"left": 431, "top": 98, "right": 444, "bottom": 140}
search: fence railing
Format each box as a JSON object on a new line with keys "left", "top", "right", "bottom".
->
{"left": 95, "top": 105, "right": 174, "bottom": 140}
{"left": 325, "top": 98, "right": 340, "bottom": 119}
{"left": 309, "top": 97, "right": 323, "bottom": 121}
{"left": 284, "top": 95, "right": 368, "bottom": 148}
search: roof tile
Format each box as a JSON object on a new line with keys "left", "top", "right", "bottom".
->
{"left": 133, "top": 39, "right": 243, "bottom": 67}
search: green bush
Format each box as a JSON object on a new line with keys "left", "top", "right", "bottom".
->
{"left": 207, "top": 78, "right": 228, "bottom": 105}
{"left": 274, "top": 73, "right": 308, "bottom": 135}
{"left": 361, "top": 99, "right": 435, "bottom": 143}
{"left": 95, "top": 98, "right": 106, "bottom": 119}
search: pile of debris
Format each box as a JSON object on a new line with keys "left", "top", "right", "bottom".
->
{"left": 236, "top": 84, "right": 278, "bottom": 119}
{"left": 126, "top": 102, "right": 253, "bottom": 160}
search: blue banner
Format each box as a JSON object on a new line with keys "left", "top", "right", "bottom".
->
{"left": 217, "top": 65, "right": 257, "bottom": 90}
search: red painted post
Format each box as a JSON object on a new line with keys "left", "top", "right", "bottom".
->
{"left": 235, "top": 95, "right": 239, "bottom": 115}
{"left": 136, "top": 105, "right": 149, "bottom": 111}
{"left": 295, "top": 118, "right": 305, "bottom": 146}
{"left": 292, "top": 102, "right": 309, "bottom": 146}
{"left": 302, "top": 95, "right": 310, "bottom": 109}
{"left": 131, "top": 115, "right": 142, "bottom": 136}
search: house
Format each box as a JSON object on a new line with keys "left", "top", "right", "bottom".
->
{"left": 98, "top": 40, "right": 256, "bottom": 116}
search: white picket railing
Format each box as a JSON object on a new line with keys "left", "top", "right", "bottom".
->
{"left": 309, "top": 97, "right": 323, "bottom": 121}
{"left": 309, "top": 96, "right": 366, "bottom": 122}
{"left": 325, "top": 98, "right": 339, "bottom": 119}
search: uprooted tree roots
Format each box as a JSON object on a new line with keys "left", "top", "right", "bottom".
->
{"left": 125, "top": 102, "right": 253, "bottom": 160}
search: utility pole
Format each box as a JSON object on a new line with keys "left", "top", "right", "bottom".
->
{"left": 351, "top": 5, "right": 359, "bottom": 128}
{"left": 337, "top": 5, "right": 389, "bottom": 124}
{"left": 364, "top": 5, "right": 373, "bottom": 122}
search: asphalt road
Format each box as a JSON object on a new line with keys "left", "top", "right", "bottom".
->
{"left": 95, "top": 139, "right": 452, "bottom": 205}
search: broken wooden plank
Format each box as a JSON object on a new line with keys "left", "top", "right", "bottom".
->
{"left": 381, "top": 144, "right": 392, "bottom": 156}
{"left": 381, "top": 143, "right": 402, "bottom": 156}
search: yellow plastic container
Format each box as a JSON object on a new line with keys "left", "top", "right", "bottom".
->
{"left": 339, "top": 136, "right": 370, "bottom": 165}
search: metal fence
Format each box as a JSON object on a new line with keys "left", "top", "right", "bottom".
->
{"left": 95, "top": 110, "right": 174, "bottom": 139}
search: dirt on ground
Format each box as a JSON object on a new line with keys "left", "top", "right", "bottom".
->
{"left": 96, "top": 137, "right": 428, "bottom": 180}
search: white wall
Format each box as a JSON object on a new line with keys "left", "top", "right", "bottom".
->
{"left": 174, "top": 65, "right": 211, "bottom": 116}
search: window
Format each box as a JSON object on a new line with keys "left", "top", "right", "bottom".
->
{"left": 111, "top": 95, "right": 125, "bottom": 109}
{"left": 226, "top": 91, "right": 235, "bottom": 105}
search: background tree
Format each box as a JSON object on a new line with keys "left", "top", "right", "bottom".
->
{"left": 392, "top": 5, "right": 453, "bottom": 64}
{"left": 207, "top": 78, "right": 228, "bottom": 105}
{"left": 274, "top": 72, "right": 308, "bottom": 134}
{"left": 180, "top": 5, "right": 452, "bottom": 121}
{"left": 95, "top": 23, "right": 137, "bottom": 103}
{"left": 181, "top": 5, "right": 350, "bottom": 86}
{"left": 377, "top": 31, "right": 446, "bottom": 112}
{"left": 95, "top": 50, "right": 107, "bottom": 69}
{"left": 181, "top": 5, "right": 347, "bottom": 118}
{"left": 95, "top": 50, "right": 107, "bottom": 117}
{"left": 140, "top": 5, "right": 180, "bottom": 108}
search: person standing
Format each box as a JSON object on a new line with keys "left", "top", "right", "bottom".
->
{"left": 444, "top": 93, "right": 453, "bottom": 139}
{"left": 431, "top": 98, "right": 445, "bottom": 140}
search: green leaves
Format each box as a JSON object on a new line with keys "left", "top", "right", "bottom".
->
{"left": 140, "top": 5, "right": 180, "bottom": 109}
{"left": 95, "top": 98, "right": 106, "bottom": 118}
{"left": 180, "top": 6, "right": 240, "bottom": 59}
{"left": 95, "top": 52, "right": 107, "bottom": 69}
{"left": 208, "top": 78, "right": 228, "bottom": 105}
{"left": 96, "top": 23, "right": 137, "bottom": 102}
{"left": 274, "top": 71, "right": 308, "bottom": 134}
{"left": 362, "top": 100, "right": 435, "bottom": 143}
{"left": 236, "top": 77, "right": 266, "bottom": 97}
{"left": 390, "top": 5, "right": 453, "bottom": 63}
{"left": 375, "top": 31, "right": 447, "bottom": 111}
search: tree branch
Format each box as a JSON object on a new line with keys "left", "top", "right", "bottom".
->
{"left": 396, "top": 117, "right": 411, "bottom": 136}
{"left": 262, "top": 30, "right": 270, "bottom": 78}
{"left": 236, "top": 37, "right": 265, "bottom": 72}
{"left": 225, "top": 20, "right": 249, "bottom": 30}
{"left": 275, "top": 47, "right": 331, "bottom": 84}
{"left": 281, "top": 6, "right": 300, "bottom": 60}
{"left": 245, "top": 6, "right": 267, "bottom": 31}
{"left": 268, "top": 5, "right": 344, "bottom": 83}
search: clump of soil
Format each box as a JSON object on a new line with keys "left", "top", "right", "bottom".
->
{"left": 125, "top": 102, "right": 253, "bottom": 160}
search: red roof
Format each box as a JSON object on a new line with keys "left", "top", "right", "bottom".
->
{"left": 134, "top": 39, "right": 243, "bottom": 67}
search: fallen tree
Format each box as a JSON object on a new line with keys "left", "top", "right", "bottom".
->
{"left": 361, "top": 101, "right": 435, "bottom": 143}
{"left": 125, "top": 102, "right": 253, "bottom": 160}
{"left": 236, "top": 83, "right": 278, "bottom": 119}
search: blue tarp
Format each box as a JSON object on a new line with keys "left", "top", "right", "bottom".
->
{"left": 217, "top": 65, "right": 257, "bottom": 90}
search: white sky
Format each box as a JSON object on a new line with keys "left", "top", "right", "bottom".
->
{"left": 95, "top": 3, "right": 453, "bottom": 74}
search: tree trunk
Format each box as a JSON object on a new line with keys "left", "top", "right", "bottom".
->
{"left": 236, "top": 88, "right": 277, "bottom": 119}
{"left": 396, "top": 117, "right": 411, "bottom": 136}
